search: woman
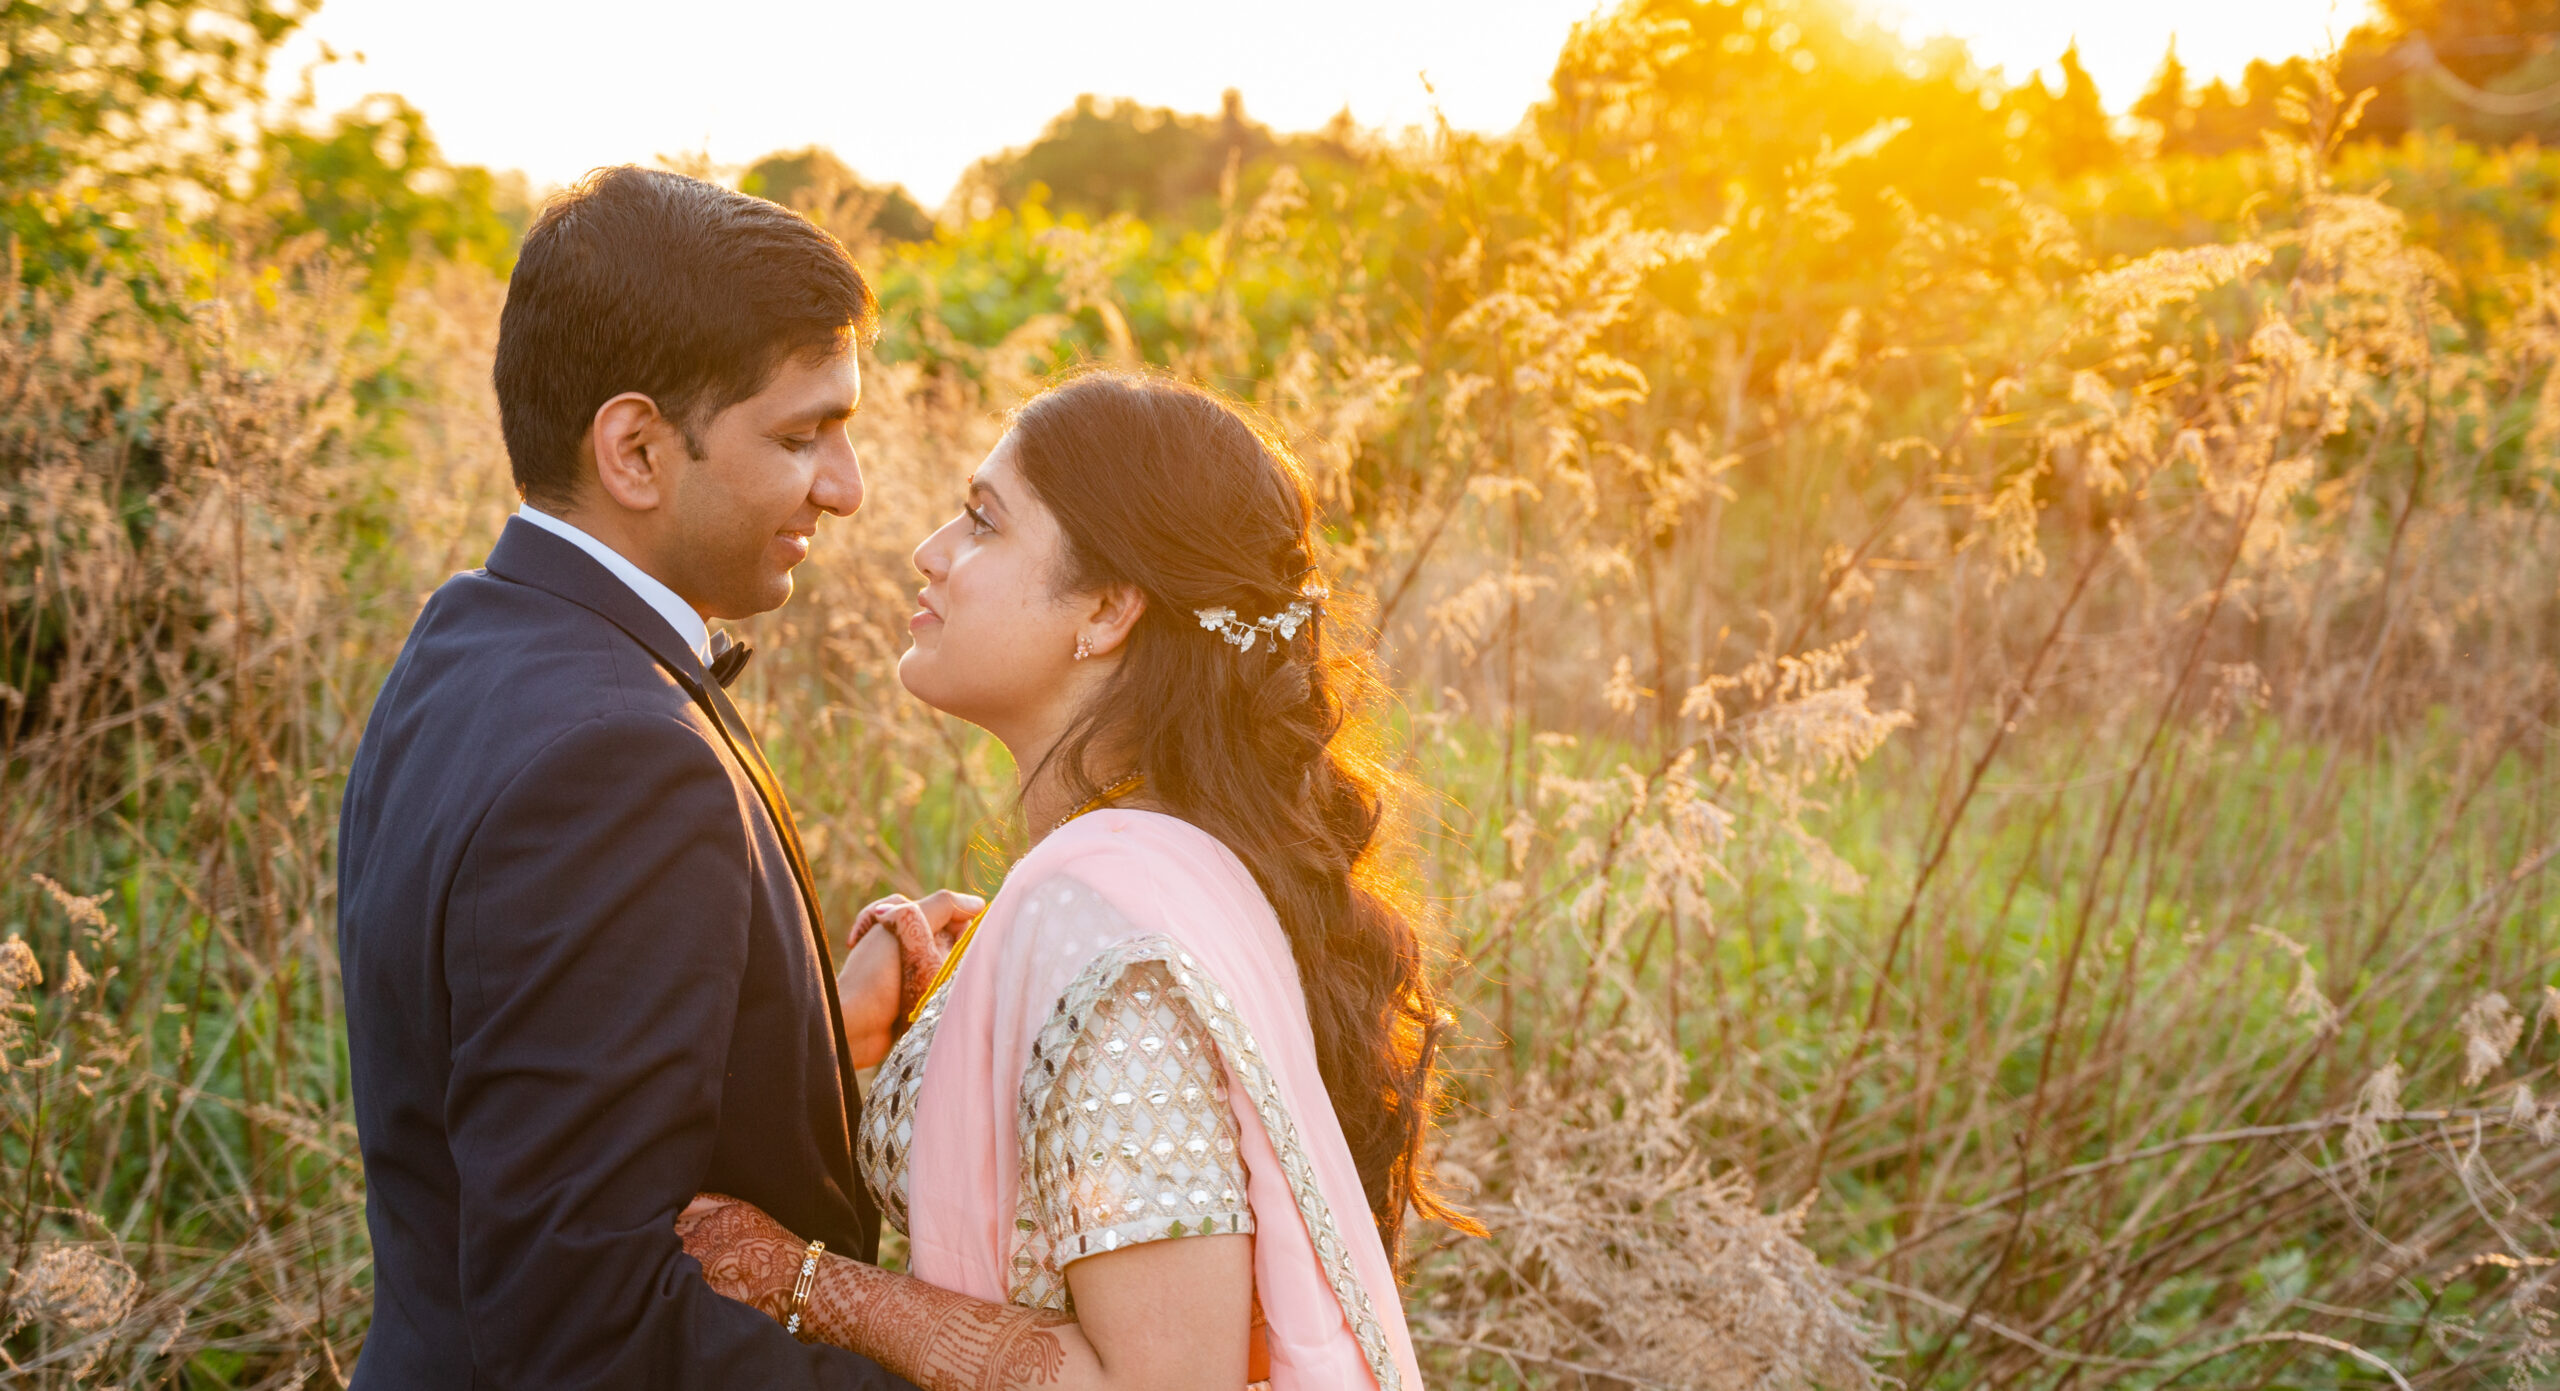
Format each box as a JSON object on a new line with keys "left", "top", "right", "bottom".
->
{"left": 677, "top": 369, "right": 1470, "bottom": 1390}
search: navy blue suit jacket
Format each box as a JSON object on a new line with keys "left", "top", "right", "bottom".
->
{"left": 337, "top": 518, "right": 908, "bottom": 1389}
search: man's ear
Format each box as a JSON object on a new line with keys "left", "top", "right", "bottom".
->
{"left": 1081, "top": 582, "right": 1148, "bottom": 659}
{"left": 587, "top": 392, "right": 681, "bottom": 514}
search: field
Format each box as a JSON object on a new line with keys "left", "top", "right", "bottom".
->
{"left": 4, "top": 1, "right": 2559, "bottom": 1386}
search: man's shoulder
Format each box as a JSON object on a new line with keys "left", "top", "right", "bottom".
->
{"left": 352, "top": 570, "right": 711, "bottom": 797}
{"left": 404, "top": 568, "right": 689, "bottom": 712}
{"left": 415, "top": 565, "right": 600, "bottom": 649}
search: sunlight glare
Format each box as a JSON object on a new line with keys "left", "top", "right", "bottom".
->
{"left": 275, "top": 0, "right": 1605, "bottom": 207}
{"left": 1870, "top": 0, "right": 2378, "bottom": 107}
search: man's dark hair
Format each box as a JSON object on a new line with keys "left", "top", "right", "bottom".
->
{"left": 494, "top": 166, "right": 880, "bottom": 506}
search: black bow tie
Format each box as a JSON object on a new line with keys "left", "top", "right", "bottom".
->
{"left": 707, "top": 630, "right": 753, "bottom": 688}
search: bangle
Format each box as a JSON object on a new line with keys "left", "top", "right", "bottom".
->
{"left": 782, "top": 1238, "right": 824, "bottom": 1340}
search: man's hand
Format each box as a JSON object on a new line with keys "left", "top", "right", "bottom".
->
{"left": 838, "top": 890, "right": 983, "bottom": 1066}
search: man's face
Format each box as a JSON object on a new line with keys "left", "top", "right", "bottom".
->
{"left": 658, "top": 349, "right": 863, "bottom": 620}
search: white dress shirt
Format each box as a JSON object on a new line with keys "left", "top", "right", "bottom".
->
{"left": 513, "top": 504, "right": 712, "bottom": 666}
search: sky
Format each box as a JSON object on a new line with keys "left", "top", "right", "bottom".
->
{"left": 271, "top": 0, "right": 2378, "bottom": 209}
{"left": 1877, "top": 1, "right": 2377, "bottom": 114}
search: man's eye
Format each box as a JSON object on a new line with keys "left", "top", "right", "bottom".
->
{"left": 782, "top": 436, "right": 818, "bottom": 453}
{"left": 965, "top": 504, "right": 997, "bottom": 535}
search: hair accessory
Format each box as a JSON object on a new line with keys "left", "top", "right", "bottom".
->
{"left": 1194, "top": 586, "right": 1327, "bottom": 654}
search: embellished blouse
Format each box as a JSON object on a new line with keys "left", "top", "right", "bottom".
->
{"left": 870, "top": 867, "right": 1412, "bottom": 1391}
{"left": 858, "top": 953, "right": 1256, "bottom": 1313}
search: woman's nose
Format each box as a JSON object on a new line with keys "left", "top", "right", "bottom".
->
{"left": 912, "top": 517, "right": 952, "bottom": 581}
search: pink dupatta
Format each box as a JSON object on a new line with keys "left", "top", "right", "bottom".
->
{"left": 904, "top": 810, "right": 1424, "bottom": 1391}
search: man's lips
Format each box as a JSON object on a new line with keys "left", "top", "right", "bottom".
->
{"left": 775, "top": 528, "right": 813, "bottom": 563}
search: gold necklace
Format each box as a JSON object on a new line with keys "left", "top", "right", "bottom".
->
{"left": 905, "top": 772, "right": 1146, "bottom": 1025}
{"left": 1050, "top": 771, "right": 1146, "bottom": 831}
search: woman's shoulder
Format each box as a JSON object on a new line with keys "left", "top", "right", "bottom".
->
{"left": 1037, "top": 807, "right": 1236, "bottom": 863}
{"left": 1011, "top": 811, "right": 1253, "bottom": 908}
{"left": 998, "top": 811, "right": 1297, "bottom": 998}
{"left": 986, "top": 866, "right": 1173, "bottom": 993}
{"left": 995, "top": 870, "right": 1189, "bottom": 976}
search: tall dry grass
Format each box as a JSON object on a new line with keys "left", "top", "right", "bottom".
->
{"left": 2, "top": 69, "right": 2556, "bottom": 1391}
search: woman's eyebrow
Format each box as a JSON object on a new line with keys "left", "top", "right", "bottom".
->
{"left": 968, "top": 477, "right": 1009, "bottom": 515}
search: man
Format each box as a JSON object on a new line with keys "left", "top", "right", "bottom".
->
{"left": 337, "top": 166, "right": 958, "bottom": 1388}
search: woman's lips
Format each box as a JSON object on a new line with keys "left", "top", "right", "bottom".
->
{"left": 909, "top": 595, "right": 942, "bottom": 632}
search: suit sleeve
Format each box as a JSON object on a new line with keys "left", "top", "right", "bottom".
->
{"left": 443, "top": 711, "right": 910, "bottom": 1390}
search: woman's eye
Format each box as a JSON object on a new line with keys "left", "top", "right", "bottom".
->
{"left": 965, "top": 504, "right": 996, "bottom": 536}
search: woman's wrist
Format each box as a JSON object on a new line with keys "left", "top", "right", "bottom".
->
{"left": 782, "top": 1238, "right": 826, "bottom": 1339}
{"left": 753, "top": 1223, "right": 807, "bottom": 1321}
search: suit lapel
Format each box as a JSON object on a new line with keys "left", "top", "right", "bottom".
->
{"left": 692, "top": 677, "right": 861, "bottom": 1125}
{"left": 700, "top": 677, "right": 827, "bottom": 941}
{"left": 484, "top": 520, "right": 855, "bottom": 1087}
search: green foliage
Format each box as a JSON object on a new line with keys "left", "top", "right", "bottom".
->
{"left": 2135, "top": 44, "right": 2324, "bottom": 158}
{"left": 1534, "top": 0, "right": 2021, "bottom": 233}
{"left": 874, "top": 0, "right": 2560, "bottom": 389}
{"left": 2269, "top": 5, "right": 2560, "bottom": 148}
{"left": 2379, "top": 0, "right": 2560, "bottom": 48}
{"left": 2012, "top": 43, "right": 2117, "bottom": 177}
{"left": 741, "top": 145, "right": 933, "bottom": 244}
{"left": 0, "top": 0, "right": 315, "bottom": 285}
{"left": 954, "top": 88, "right": 1359, "bottom": 227}
{"left": 254, "top": 94, "right": 527, "bottom": 302}
{"left": 1, "top": 2, "right": 516, "bottom": 309}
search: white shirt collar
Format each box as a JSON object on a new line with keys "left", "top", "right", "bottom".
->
{"left": 513, "top": 504, "right": 712, "bottom": 666}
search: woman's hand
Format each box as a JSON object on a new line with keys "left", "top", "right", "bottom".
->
{"left": 839, "top": 890, "right": 982, "bottom": 1066}
{"left": 678, "top": 1194, "right": 1249, "bottom": 1391}
{"left": 676, "top": 1194, "right": 800, "bottom": 1322}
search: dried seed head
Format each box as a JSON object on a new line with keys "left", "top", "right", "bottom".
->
{"left": 30, "top": 874, "right": 113, "bottom": 939}
{"left": 2347, "top": 1059, "right": 2402, "bottom": 1191}
{"left": 2458, "top": 993, "right": 2525, "bottom": 1087}
{"left": 1603, "top": 654, "right": 1645, "bottom": 714}
{"left": 2252, "top": 926, "right": 2337, "bottom": 1034}
{"left": 2286, "top": 961, "right": 2339, "bottom": 1036}
{"left": 0, "top": 937, "right": 40, "bottom": 994}
{"left": 11, "top": 1245, "right": 137, "bottom": 1332}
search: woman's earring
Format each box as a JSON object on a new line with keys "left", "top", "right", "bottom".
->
{"left": 1073, "top": 635, "right": 1093, "bottom": 661}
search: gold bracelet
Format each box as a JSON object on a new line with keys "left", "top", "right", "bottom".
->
{"left": 782, "top": 1238, "right": 824, "bottom": 1340}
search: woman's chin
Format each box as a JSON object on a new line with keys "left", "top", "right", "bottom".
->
{"left": 894, "top": 650, "right": 930, "bottom": 702}
{"left": 894, "top": 652, "right": 962, "bottom": 718}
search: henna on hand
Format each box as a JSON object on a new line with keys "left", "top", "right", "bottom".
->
{"left": 674, "top": 1194, "right": 1089, "bottom": 1390}
{"left": 849, "top": 893, "right": 973, "bottom": 1019}
{"left": 807, "top": 1259, "right": 1076, "bottom": 1391}
{"left": 675, "top": 1194, "right": 799, "bottom": 1322}
{"left": 888, "top": 904, "right": 944, "bottom": 1017}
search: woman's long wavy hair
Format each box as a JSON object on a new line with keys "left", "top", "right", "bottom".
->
{"left": 1008, "top": 368, "right": 1475, "bottom": 1258}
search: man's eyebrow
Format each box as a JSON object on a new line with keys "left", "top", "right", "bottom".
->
{"left": 779, "top": 391, "right": 858, "bottom": 429}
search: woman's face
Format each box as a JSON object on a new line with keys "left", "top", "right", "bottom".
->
{"left": 899, "top": 435, "right": 1089, "bottom": 741}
